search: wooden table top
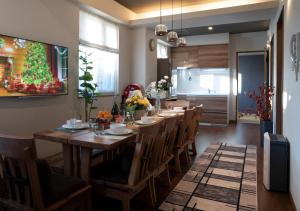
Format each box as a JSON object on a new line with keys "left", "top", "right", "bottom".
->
{"left": 34, "top": 112, "right": 184, "bottom": 149}
{"left": 34, "top": 128, "right": 91, "bottom": 144}
{"left": 69, "top": 132, "right": 136, "bottom": 150}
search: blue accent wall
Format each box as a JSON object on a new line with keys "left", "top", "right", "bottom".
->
{"left": 237, "top": 54, "right": 264, "bottom": 113}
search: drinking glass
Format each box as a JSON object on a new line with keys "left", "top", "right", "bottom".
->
{"left": 88, "top": 118, "right": 98, "bottom": 132}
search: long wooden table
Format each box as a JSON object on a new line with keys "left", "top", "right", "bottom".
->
{"left": 34, "top": 112, "right": 184, "bottom": 183}
{"left": 34, "top": 128, "right": 136, "bottom": 182}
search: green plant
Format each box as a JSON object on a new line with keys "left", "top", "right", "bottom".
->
{"left": 22, "top": 42, "right": 52, "bottom": 85}
{"left": 0, "top": 38, "right": 4, "bottom": 48}
{"left": 78, "top": 50, "right": 100, "bottom": 121}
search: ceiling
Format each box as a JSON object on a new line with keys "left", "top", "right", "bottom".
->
{"left": 175, "top": 20, "right": 270, "bottom": 36}
{"left": 115, "top": 0, "right": 230, "bottom": 13}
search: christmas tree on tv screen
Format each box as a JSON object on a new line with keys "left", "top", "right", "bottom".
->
{"left": 21, "top": 42, "right": 53, "bottom": 86}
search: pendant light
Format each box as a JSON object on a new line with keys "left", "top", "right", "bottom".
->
{"left": 167, "top": 0, "right": 178, "bottom": 43}
{"left": 177, "top": 0, "right": 187, "bottom": 47}
{"left": 155, "top": 0, "right": 168, "bottom": 36}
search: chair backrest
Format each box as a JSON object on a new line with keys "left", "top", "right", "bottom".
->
{"left": 159, "top": 115, "right": 182, "bottom": 165}
{"left": 0, "top": 134, "right": 44, "bottom": 210}
{"left": 127, "top": 120, "right": 164, "bottom": 186}
{"left": 187, "top": 105, "right": 203, "bottom": 141}
{"left": 164, "top": 100, "right": 190, "bottom": 109}
{"left": 174, "top": 108, "right": 195, "bottom": 147}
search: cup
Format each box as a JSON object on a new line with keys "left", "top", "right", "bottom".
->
{"left": 70, "top": 118, "right": 76, "bottom": 127}
{"left": 141, "top": 116, "right": 152, "bottom": 124}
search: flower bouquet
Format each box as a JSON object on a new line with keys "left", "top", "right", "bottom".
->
{"left": 97, "top": 111, "right": 112, "bottom": 129}
{"left": 247, "top": 84, "right": 274, "bottom": 146}
{"left": 246, "top": 84, "right": 274, "bottom": 121}
{"left": 125, "top": 90, "right": 150, "bottom": 119}
{"left": 145, "top": 75, "right": 170, "bottom": 99}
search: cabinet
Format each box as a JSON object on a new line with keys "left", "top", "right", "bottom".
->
{"left": 263, "top": 133, "right": 289, "bottom": 192}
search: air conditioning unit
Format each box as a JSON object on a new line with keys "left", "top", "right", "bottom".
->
{"left": 263, "top": 133, "right": 289, "bottom": 192}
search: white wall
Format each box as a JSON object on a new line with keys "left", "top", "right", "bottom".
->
{"left": 0, "top": 0, "right": 132, "bottom": 158}
{"left": 131, "top": 27, "right": 157, "bottom": 88}
{"left": 229, "top": 31, "right": 268, "bottom": 120}
{"left": 268, "top": 0, "right": 300, "bottom": 209}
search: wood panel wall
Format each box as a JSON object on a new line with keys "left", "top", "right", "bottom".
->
{"left": 171, "top": 44, "right": 229, "bottom": 69}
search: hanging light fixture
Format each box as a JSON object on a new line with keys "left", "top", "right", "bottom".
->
{"left": 167, "top": 0, "right": 178, "bottom": 43}
{"left": 177, "top": 0, "right": 187, "bottom": 47}
{"left": 155, "top": 0, "right": 168, "bottom": 36}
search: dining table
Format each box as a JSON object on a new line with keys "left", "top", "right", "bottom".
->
{"left": 34, "top": 110, "right": 185, "bottom": 183}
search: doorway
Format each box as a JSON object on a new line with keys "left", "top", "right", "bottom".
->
{"left": 275, "top": 9, "right": 284, "bottom": 134}
{"left": 237, "top": 52, "right": 265, "bottom": 124}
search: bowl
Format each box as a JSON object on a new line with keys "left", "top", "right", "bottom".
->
{"left": 110, "top": 123, "right": 126, "bottom": 129}
{"left": 141, "top": 116, "right": 154, "bottom": 123}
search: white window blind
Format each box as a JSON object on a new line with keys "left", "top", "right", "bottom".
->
{"left": 79, "top": 11, "right": 119, "bottom": 94}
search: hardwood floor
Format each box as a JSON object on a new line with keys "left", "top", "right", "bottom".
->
{"left": 93, "top": 123, "right": 294, "bottom": 211}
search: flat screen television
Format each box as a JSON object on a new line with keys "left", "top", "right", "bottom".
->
{"left": 0, "top": 34, "right": 68, "bottom": 97}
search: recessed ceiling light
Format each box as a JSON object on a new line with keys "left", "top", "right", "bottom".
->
{"left": 208, "top": 26, "right": 213, "bottom": 31}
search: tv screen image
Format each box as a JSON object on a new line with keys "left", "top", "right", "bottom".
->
{"left": 0, "top": 34, "right": 68, "bottom": 97}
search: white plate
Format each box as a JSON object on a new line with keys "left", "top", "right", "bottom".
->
{"left": 62, "top": 123, "right": 89, "bottom": 130}
{"left": 105, "top": 128, "right": 133, "bottom": 135}
{"left": 135, "top": 120, "right": 156, "bottom": 125}
{"left": 158, "top": 113, "right": 177, "bottom": 117}
{"left": 162, "top": 110, "right": 185, "bottom": 113}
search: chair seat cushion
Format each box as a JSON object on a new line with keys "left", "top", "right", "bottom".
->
{"left": 91, "top": 144, "right": 135, "bottom": 184}
{"left": 92, "top": 149, "right": 106, "bottom": 158}
{"left": 37, "top": 160, "right": 86, "bottom": 206}
{"left": 40, "top": 173, "right": 86, "bottom": 206}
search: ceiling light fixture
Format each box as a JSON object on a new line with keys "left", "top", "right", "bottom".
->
{"left": 167, "top": 0, "right": 178, "bottom": 43}
{"left": 177, "top": 0, "right": 187, "bottom": 47}
{"left": 208, "top": 26, "right": 213, "bottom": 31}
{"left": 155, "top": 0, "right": 168, "bottom": 36}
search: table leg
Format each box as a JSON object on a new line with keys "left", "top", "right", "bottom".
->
{"left": 63, "top": 144, "right": 73, "bottom": 176}
{"left": 73, "top": 145, "right": 80, "bottom": 177}
{"left": 80, "top": 147, "right": 92, "bottom": 183}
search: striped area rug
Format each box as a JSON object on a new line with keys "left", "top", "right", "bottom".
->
{"left": 159, "top": 143, "right": 257, "bottom": 211}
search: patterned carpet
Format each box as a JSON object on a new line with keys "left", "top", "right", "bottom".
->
{"left": 159, "top": 143, "right": 257, "bottom": 211}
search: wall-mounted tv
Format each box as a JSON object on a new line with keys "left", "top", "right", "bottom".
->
{"left": 0, "top": 34, "right": 68, "bottom": 97}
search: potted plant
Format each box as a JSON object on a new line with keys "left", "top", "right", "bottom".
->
{"left": 78, "top": 51, "right": 100, "bottom": 122}
{"left": 125, "top": 90, "right": 150, "bottom": 120}
{"left": 247, "top": 84, "right": 274, "bottom": 147}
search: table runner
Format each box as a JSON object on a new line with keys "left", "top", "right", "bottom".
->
{"left": 159, "top": 143, "right": 257, "bottom": 211}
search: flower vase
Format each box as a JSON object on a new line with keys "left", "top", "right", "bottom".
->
{"left": 134, "top": 109, "right": 146, "bottom": 120}
{"left": 156, "top": 92, "right": 161, "bottom": 113}
{"left": 260, "top": 120, "right": 273, "bottom": 147}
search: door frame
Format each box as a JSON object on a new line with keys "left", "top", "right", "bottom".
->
{"left": 235, "top": 50, "right": 265, "bottom": 121}
{"left": 275, "top": 8, "right": 284, "bottom": 134}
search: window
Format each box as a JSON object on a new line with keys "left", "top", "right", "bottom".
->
{"left": 157, "top": 42, "right": 168, "bottom": 58}
{"left": 172, "top": 68, "right": 230, "bottom": 95}
{"left": 79, "top": 11, "right": 119, "bottom": 94}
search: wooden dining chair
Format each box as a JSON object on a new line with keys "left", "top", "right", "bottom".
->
{"left": 0, "top": 134, "right": 91, "bottom": 211}
{"left": 91, "top": 120, "right": 164, "bottom": 211}
{"left": 187, "top": 105, "right": 203, "bottom": 156}
{"left": 164, "top": 100, "right": 190, "bottom": 109}
{"left": 173, "top": 108, "right": 195, "bottom": 172}
{"left": 149, "top": 115, "right": 182, "bottom": 203}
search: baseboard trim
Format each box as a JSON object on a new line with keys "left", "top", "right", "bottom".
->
{"left": 289, "top": 192, "right": 297, "bottom": 211}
